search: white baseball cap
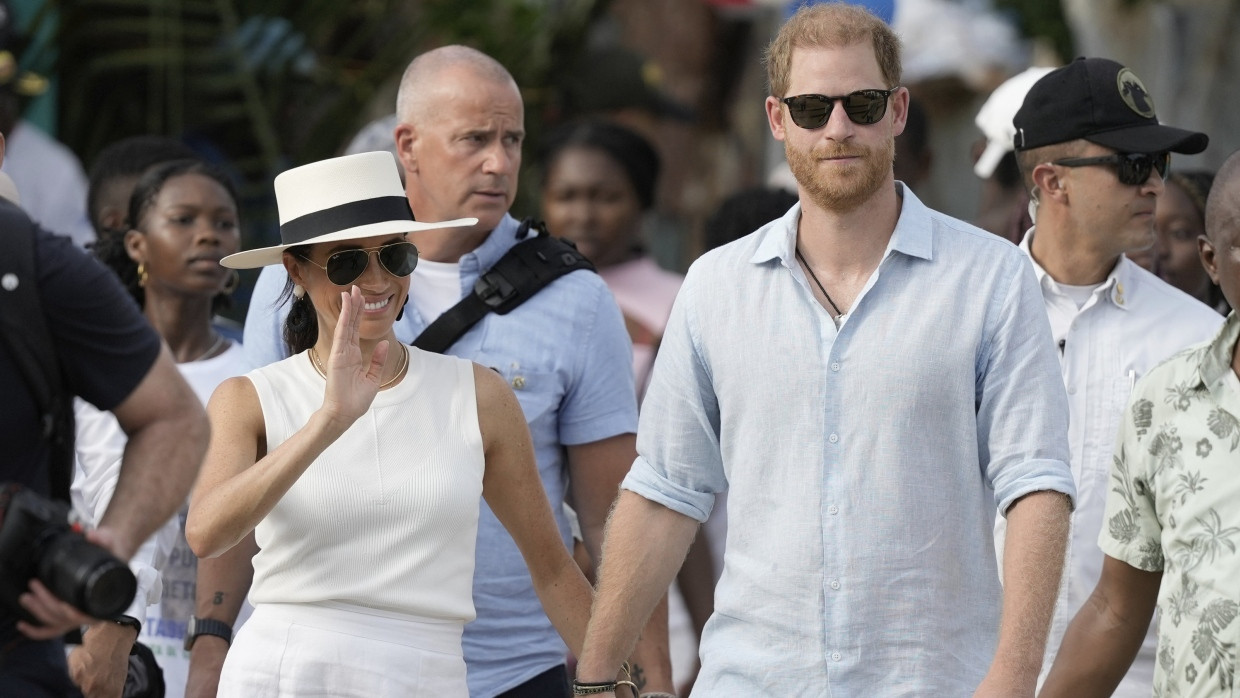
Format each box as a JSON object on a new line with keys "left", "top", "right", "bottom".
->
{"left": 973, "top": 66, "right": 1055, "bottom": 179}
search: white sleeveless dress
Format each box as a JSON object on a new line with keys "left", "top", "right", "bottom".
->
{"left": 219, "top": 347, "right": 484, "bottom": 697}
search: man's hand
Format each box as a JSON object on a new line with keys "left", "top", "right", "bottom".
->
{"left": 15, "top": 579, "right": 94, "bottom": 639}
{"left": 185, "top": 634, "right": 230, "bottom": 698}
{"left": 68, "top": 621, "right": 138, "bottom": 698}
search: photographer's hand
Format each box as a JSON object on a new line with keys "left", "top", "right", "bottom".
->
{"left": 69, "top": 621, "right": 137, "bottom": 698}
{"left": 15, "top": 578, "right": 94, "bottom": 639}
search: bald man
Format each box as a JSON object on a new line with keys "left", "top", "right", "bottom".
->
{"left": 185, "top": 46, "right": 671, "bottom": 698}
{"left": 1041, "top": 149, "right": 1240, "bottom": 697}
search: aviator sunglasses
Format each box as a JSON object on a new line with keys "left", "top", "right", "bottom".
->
{"left": 299, "top": 241, "right": 420, "bottom": 286}
{"left": 1051, "top": 151, "right": 1170, "bottom": 186}
{"left": 780, "top": 87, "right": 899, "bottom": 129}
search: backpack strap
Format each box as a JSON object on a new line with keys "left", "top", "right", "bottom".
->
{"left": 0, "top": 207, "right": 75, "bottom": 501}
{"left": 413, "top": 219, "right": 595, "bottom": 354}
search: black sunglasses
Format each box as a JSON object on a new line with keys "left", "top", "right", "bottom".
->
{"left": 780, "top": 88, "right": 898, "bottom": 129}
{"left": 300, "top": 241, "right": 419, "bottom": 286}
{"left": 1051, "top": 152, "right": 1171, "bottom": 186}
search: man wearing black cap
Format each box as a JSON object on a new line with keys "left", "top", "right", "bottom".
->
{"left": 1040, "top": 147, "right": 1240, "bottom": 697}
{"left": 1007, "top": 57, "right": 1224, "bottom": 695}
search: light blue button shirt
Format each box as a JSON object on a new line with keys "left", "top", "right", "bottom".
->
{"left": 243, "top": 214, "right": 638, "bottom": 696}
{"left": 623, "top": 187, "right": 1075, "bottom": 696}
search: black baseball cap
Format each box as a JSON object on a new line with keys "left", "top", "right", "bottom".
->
{"left": 1012, "top": 57, "right": 1207, "bottom": 155}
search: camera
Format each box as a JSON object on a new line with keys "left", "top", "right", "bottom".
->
{"left": 0, "top": 483, "right": 136, "bottom": 622}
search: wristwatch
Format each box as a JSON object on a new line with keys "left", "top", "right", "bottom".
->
{"left": 183, "top": 616, "right": 233, "bottom": 651}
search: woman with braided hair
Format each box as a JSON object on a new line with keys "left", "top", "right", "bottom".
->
{"left": 71, "top": 157, "right": 249, "bottom": 698}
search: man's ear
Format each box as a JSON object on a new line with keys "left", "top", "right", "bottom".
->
{"left": 1198, "top": 234, "right": 1220, "bottom": 285}
{"left": 394, "top": 121, "right": 417, "bottom": 174}
{"left": 1031, "top": 162, "right": 1066, "bottom": 204}
{"left": 765, "top": 96, "right": 788, "bottom": 142}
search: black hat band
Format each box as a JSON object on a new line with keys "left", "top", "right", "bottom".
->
{"left": 279, "top": 196, "right": 415, "bottom": 245}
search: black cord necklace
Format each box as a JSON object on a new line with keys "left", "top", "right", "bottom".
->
{"left": 795, "top": 247, "right": 844, "bottom": 318}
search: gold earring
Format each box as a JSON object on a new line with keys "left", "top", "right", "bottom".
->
{"left": 137, "top": 262, "right": 147, "bottom": 287}
{"left": 222, "top": 269, "right": 240, "bottom": 294}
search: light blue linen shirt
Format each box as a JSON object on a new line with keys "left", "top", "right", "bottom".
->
{"left": 243, "top": 214, "right": 638, "bottom": 696}
{"left": 623, "top": 186, "right": 1075, "bottom": 696}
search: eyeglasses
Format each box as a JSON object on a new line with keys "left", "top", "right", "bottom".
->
{"left": 780, "top": 88, "right": 899, "bottom": 129}
{"left": 1051, "top": 152, "right": 1171, "bottom": 186}
{"left": 299, "top": 241, "right": 419, "bottom": 286}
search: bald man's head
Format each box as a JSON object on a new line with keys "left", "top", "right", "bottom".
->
{"left": 396, "top": 45, "right": 518, "bottom": 126}
{"left": 1205, "top": 151, "right": 1240, "bottom": 248}
{"left": 1201, "top": 149, "right": 1240, "bottom": 311}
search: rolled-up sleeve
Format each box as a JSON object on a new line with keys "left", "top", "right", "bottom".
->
{"left": 977, "top": 253, "right": 1076, "bottom": 515}
{"left": 621, "top": 268, "right": 726, "bottom": 523}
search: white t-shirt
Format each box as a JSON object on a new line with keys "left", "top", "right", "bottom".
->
{"left": 408, "top": 258, "right": 461, "bottom": 325}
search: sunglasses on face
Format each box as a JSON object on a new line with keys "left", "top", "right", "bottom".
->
{"left": 1051, "top": 152, "right": 1171, "bottom": 186}
{"left": 780, "top": 87, "right": 899, "bottom": 129}
{"left": 300, "top": 241, "right": 419, "bottom": 286}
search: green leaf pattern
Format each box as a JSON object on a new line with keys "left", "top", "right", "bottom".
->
{"left": 1099, "top": 326, "right": 1240, "bottom": 697}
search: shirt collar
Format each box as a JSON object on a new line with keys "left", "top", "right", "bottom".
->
{"left": 750, "top": 183, "right": 935, "bottom": 268}
{"left": 460, "top": 214, "right": 522, "bottom": 274}
{"left": 1196, "top": 310, "right": 1240, "bottom": 390}
{"left": 1018, "top": 228, "right": 1134, "bottom": 311}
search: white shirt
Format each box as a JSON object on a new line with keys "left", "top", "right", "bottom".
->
{"left": 1010, "top": 230, "right": 1224, "bottom": 696}
{"left": 624, "top": 191, "right": 1075, "bottom": 695}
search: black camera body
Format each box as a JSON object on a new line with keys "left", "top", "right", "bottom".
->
{"left": 0, "top": 483, "right": 136, "bottom": 622}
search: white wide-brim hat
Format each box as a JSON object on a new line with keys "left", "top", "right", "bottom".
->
{"left": 221, "top": 151, "right": 477, "bottom": 269}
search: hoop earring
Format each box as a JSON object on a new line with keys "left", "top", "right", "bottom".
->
{"left": 222, "top": 269, "right": 240, "bottom": 294}
{"left": 137, "top": 262, "right": 148, "bottom": 288}
{"left": 293, "top": 284, "right": 305, "bottom": 299}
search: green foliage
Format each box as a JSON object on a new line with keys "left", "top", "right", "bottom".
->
{"left": 50, "top": 0, "right": 602, "bottom": 239}
{"left": 992, "top": 0, "right": 1074, "bottom": 63}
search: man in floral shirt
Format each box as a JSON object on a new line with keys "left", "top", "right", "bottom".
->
{"left": 1042, "top": 148, "right": 1240, "bottom": 697}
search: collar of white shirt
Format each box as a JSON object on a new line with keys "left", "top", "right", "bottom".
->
{"left": 1019, "top": 227, "right": 1134, "bottom": 311}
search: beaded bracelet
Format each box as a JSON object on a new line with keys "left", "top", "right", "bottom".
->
{"left": 572, "top": 679, "right": 641, "bottom": 696}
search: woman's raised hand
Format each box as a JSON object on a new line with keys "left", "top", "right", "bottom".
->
{"left": 320, "top": 285, "right": 390, "bottom": 425}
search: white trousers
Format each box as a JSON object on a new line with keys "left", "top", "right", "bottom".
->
{"left": 219, "top": 601, "right": 467, "bottom": 697}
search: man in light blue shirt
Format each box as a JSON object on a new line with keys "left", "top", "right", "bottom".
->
{"left": 185, "top": 46, "right": 673, "bottom": 698}
{"left": 576, "top": 5, "right": 1074, "bottom": 697}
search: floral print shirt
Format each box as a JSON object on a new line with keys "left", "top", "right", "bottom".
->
{"left": 1101, "top": 311, "right": 1240, "bottom": 697}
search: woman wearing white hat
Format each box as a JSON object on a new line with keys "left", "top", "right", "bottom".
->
{"left": 184, "top": 152, "right": 594, "bottom": 696}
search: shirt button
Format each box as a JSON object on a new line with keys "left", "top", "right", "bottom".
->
{"left": 827, "top": 505, "right": 839, "bottom": 515}
{"left": 831, "top": 652, "right": 842, "bottom": 661}
{"left": 829, "top": 579, "right": 840, "bottom": 590}
{"left": 830, "top": 362, "right": 840, "bottom": 372}
{"left": 1067, "top": 385, "right": 1076, "bottom": 395}
{"left": 828, "top": 433, "right": 839, "bottom": 443}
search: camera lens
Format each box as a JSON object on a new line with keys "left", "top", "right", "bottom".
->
{"left": 38, "top": 533, "right": 136, "bottom": 618}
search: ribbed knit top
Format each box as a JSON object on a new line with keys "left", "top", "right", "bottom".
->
{"left": 245, "top": 347, "right": 484, "bottom": 622}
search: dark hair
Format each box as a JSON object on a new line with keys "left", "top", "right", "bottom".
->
{"left": 86, "top": 136, "right": 198, "bottom": 234}
{"left": 92, "top": 158, "right": 239, "bottom": 310}
{"left": 538, "top": 121, "right": 661, "bottom": 209}
{"left": 279, "top": 246, "right": 318, "bottom": 355}
{"left": 703, "top": 187, "right": 799, "bottom": 252}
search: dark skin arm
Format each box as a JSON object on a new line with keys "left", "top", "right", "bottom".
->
{"left": 1039, "top": 555, "right": 1162, "bottom": 697}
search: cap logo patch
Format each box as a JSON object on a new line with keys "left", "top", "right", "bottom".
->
{"left": 1116, "top": 68, "right": 1155, "bottom": 118}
